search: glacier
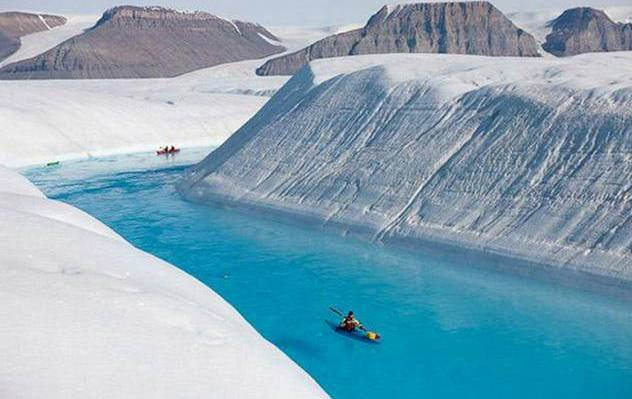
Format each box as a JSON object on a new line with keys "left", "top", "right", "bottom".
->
{"left": 0, "top": 74, "right": 272, "bottom": 167}
{"left": 0, "top": 23, "right": 356, "bottom": 168}
{"left": 0, "top": 164, "right": 328, "bottom": 399}
{"left": 180, "top": 52, "right": 632, "bottom": 286}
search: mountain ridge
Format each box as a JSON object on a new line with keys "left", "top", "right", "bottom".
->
{"left": 0, "top": 5, "right": 285, "bottom": 79}
{"left": 256, "top": 1, "right": 540, "bottom": 76}
{"left": 0, "top": 11, "right": 66, "bottom": 61}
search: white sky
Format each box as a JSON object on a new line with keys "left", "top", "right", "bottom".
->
{"left": 1, "top": 1, "right": 629, "bottom": 26}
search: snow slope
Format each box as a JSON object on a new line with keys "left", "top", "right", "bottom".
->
{"left": 0, "top": 14, "right": 97, "bottom": 68}
{"left": 0, "top": 164, "right": 327, "bottom": 399}
{"left": 180, "top": 52, "right": 632, "bottom": 286}
{"left": 0, "top": 77, "right": 270, "bottom": 167}
{"left": 0, "top": 163, "right": 44, "bottom": 197}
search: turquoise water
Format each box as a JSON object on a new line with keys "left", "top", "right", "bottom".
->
{"left": 25, "top": 150, "right": 632, "bottom": 399}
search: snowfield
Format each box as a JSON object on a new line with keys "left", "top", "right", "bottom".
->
{"left": 0, "top": 53, "right": 291, "bottom": 167}
{"left": 0, "top": 165, "right": 327, "bottom": 399}
{"left": 0, "top": 77, "right": 270, "bottom": 167}
{"left": 0, "top": 22, "right": 357, "bottom": 168}
{"left": 180, "top": 51, "right": 632, "bottom": 286}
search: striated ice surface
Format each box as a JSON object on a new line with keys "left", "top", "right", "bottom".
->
{"left": 180, "top": 52, "right": 632, "bottom": 285}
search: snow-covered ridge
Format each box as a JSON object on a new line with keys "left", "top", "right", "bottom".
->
{"left": 0, "top": 164, "right": 327, "bottom": 398}
{"left": 180, "top": 52, "right": 632, "bottom": 286}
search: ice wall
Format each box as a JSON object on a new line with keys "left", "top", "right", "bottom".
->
{"left": 181, "top": 52, "right": 632, "bottom": 285}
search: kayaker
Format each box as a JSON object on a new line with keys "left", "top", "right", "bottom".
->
{"left": 169, "top": 145, "right": 176, "bottom": 153}
{"left": 340, "top": 311, "right": 361, "bottom": 332}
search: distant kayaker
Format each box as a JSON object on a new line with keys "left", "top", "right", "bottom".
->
{"left": 340, "top": 311, "right": 361, "bottom": 332}
{"left": 169, "top": 146, "right": 176, "bottom": 153}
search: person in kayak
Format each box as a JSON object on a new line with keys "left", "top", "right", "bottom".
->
{"left": 340, "top": 311, "right": 362, "bottom": 332}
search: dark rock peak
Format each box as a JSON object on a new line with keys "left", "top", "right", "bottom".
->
{"left": 543, "top": 7, "right": 632, "bottom": 56}
{"left": 256, "top": 1, "right": 540, "bottom": 76}
{"left": 547, "top": 7, "right": 614, "bottom": 29}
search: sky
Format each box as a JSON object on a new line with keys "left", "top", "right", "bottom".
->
{"left": 1, "top": 0, "right": 629, "bottom": 26}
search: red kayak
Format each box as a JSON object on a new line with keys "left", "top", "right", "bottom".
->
{"left": 156, "top": 148, "right": 180, "bottom": 155}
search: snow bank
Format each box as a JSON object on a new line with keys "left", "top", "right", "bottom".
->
{"left": 0, "top": 165, "right": 327, "bottom": 398}
{"left": 0, "top": 164, "right": 44, "bottom": 197}
{"left": 180, "top": 52, "right": 632, "bottom": 286}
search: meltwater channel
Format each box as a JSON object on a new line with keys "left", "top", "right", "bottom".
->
{"left": 25, "top": 149, "right": 632, "bottom": 399}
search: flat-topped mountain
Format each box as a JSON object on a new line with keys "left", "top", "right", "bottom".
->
{"left": 543, "top": 7, "right": 632, "bottom": 56}
{"left": 256, "top": 1, "right": 539, "bottom": 76}
{"left": 0, "top": 12, "right": 66, "bottom": 61}
{"left": 0, "top": 6, "right": 285, "bottom": 79}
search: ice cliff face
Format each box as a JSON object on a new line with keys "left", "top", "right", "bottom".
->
{"left": 0, "top": 12, "right": 66, "bottom": 61}
{"left": 256, "top": 1, "right": 539, "bottom": 76}
{"left": 181, "top": 52, "right": 632, "bottom": 285}
{"left": 0, "top": 6, "right": 285, "bottom": 79}
{"left": 543, "top": 7, "right": 632, "bottom": 56}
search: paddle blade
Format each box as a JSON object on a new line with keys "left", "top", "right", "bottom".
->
{"left": 329, "top": 306, "right": 344, "bottom": 317}
{"left": 365, "top": 331, "right": 381, "bottom": 341}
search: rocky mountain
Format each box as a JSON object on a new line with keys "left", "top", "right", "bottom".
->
{"left": 0, "top": 12, "right": 66, "bottom": 61}
{"left": 256, "top": 1, "right": 539, "bottom": 76}
{"left": 543, "top": 7, "right": 632, "bottom": 56}
{"left": 180, "top": 52, "right": 632, "bottom": 285}
{"left": 0, "top": 6, "right": 285, "bottom": 79}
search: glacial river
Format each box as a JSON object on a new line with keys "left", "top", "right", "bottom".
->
{"left": 25, "top": 149, "right": 632, "bottom": 399}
